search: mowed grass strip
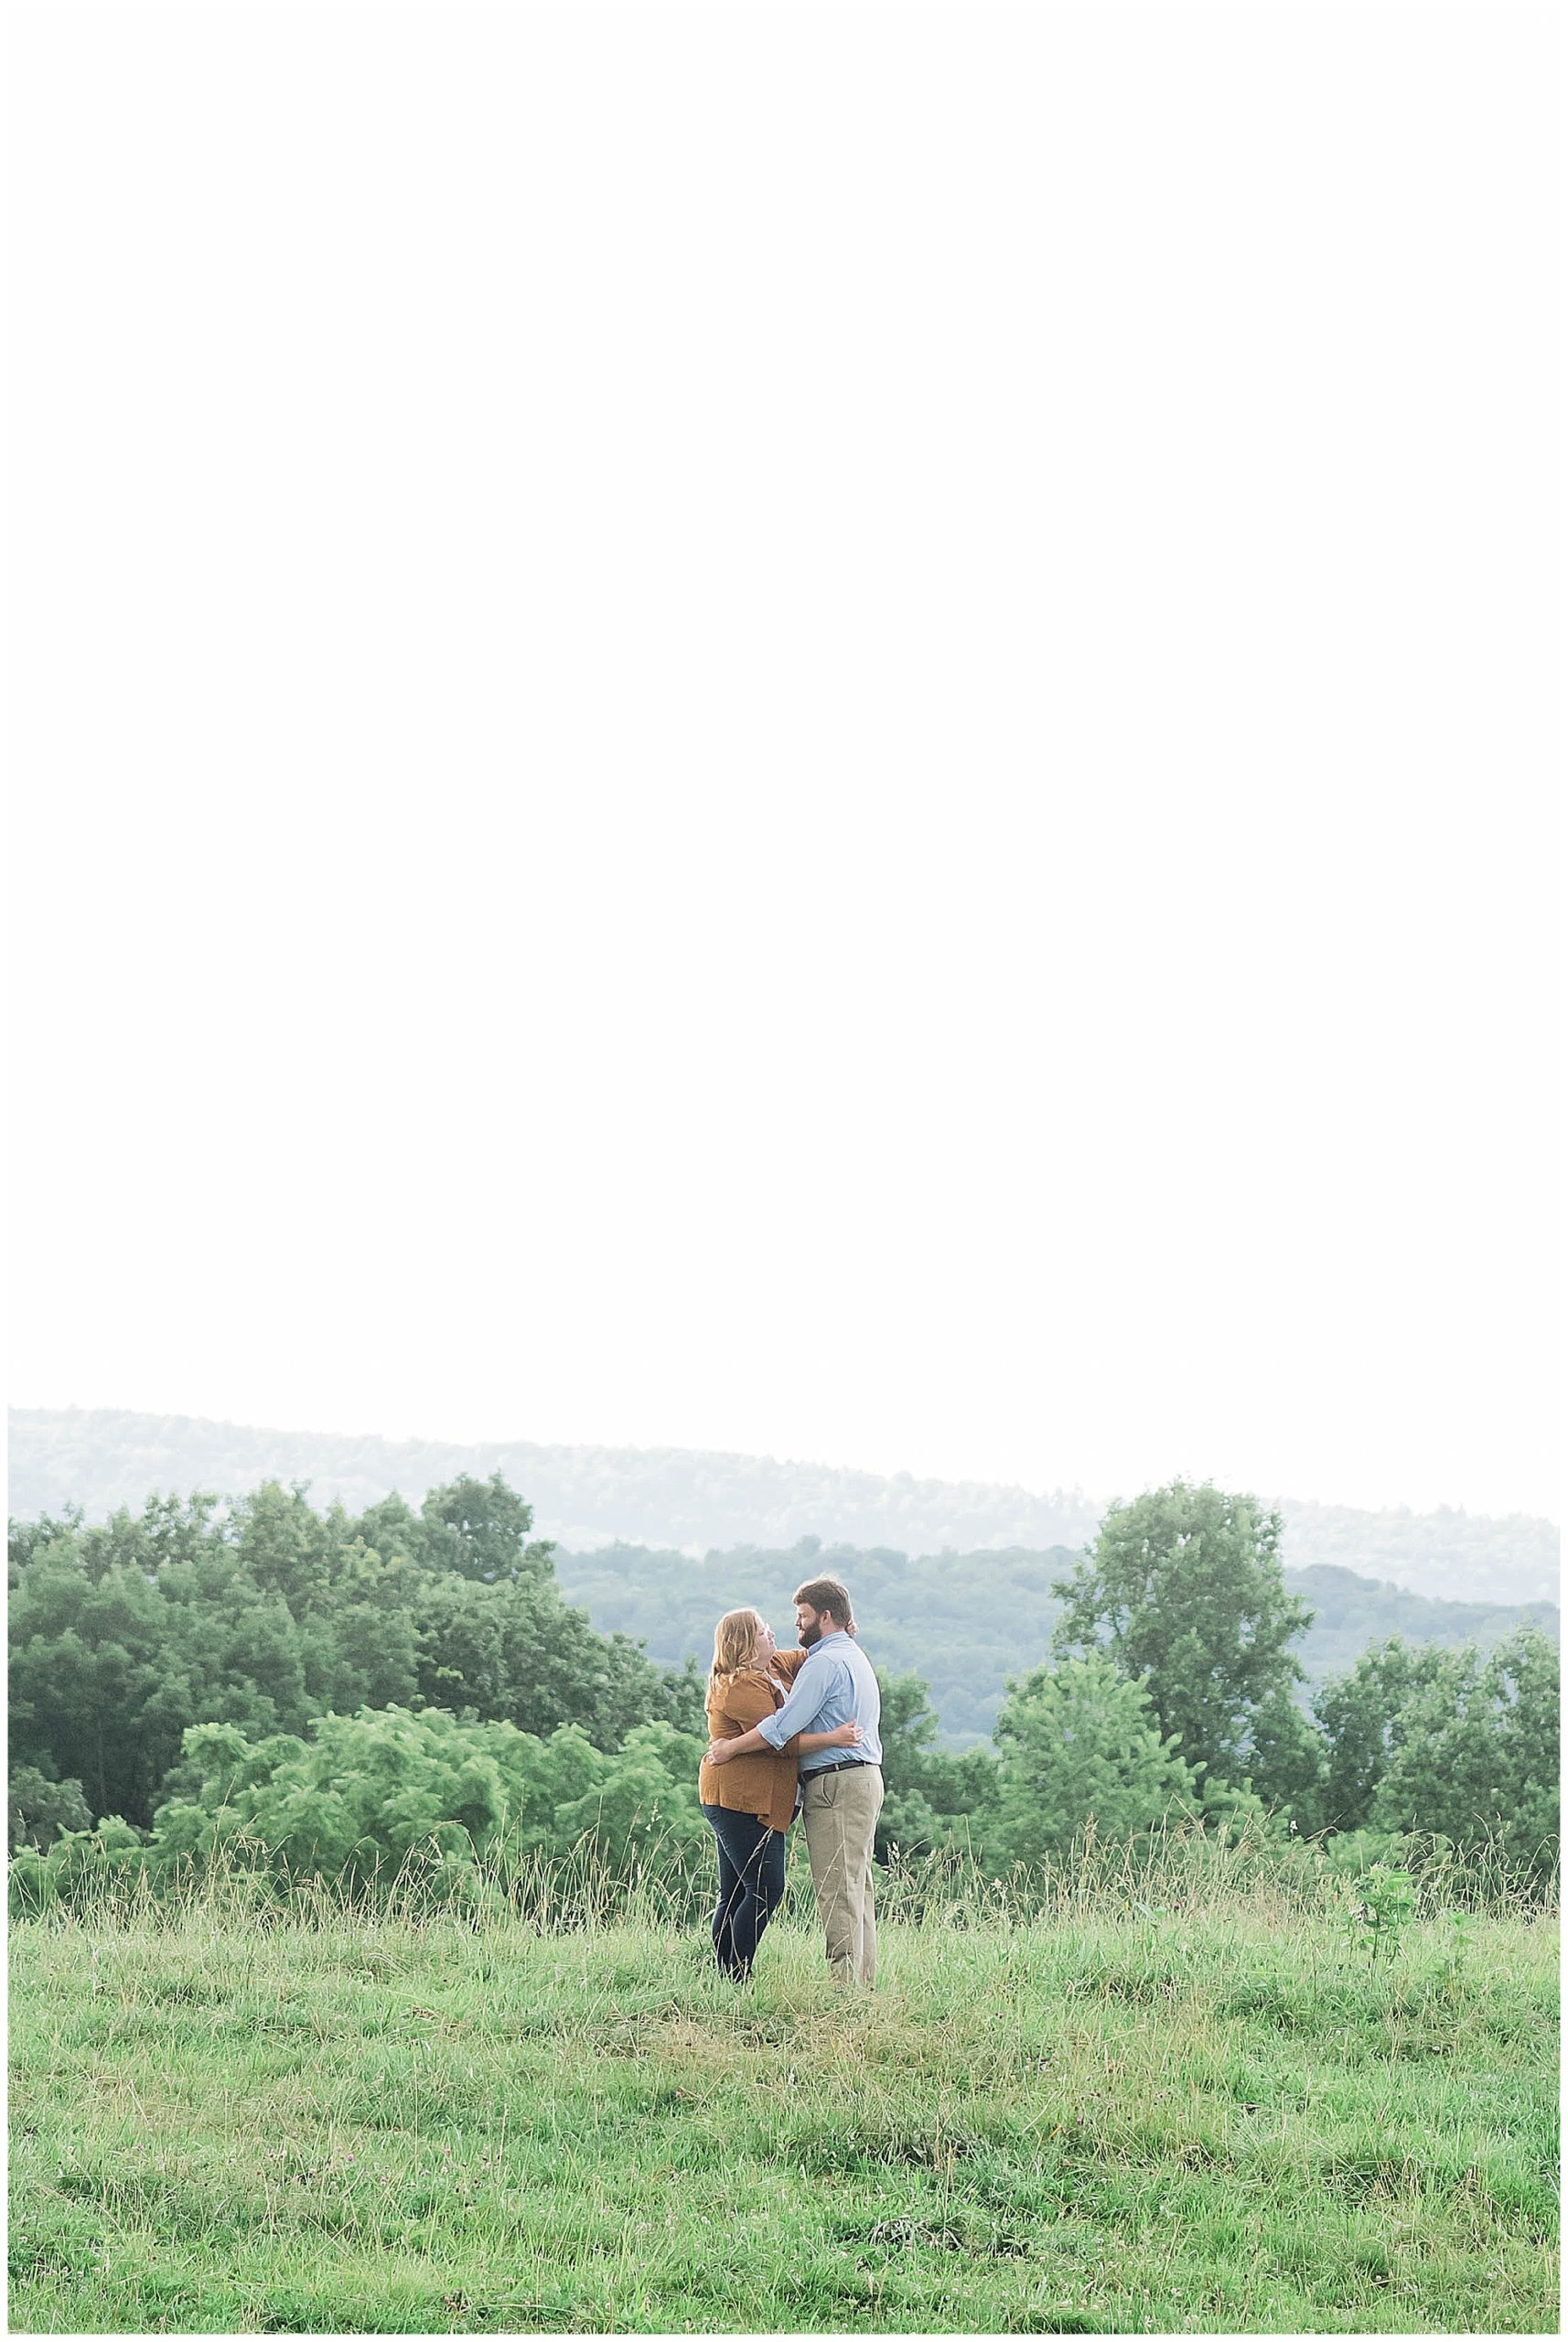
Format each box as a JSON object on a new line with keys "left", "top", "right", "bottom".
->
{"left": 8, "top": 1898, "right": 1558, "bottom": 2334}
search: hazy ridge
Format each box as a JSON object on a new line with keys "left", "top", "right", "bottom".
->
{"left": 9, "top": 1405, "right": 1559, "bottom": 1606}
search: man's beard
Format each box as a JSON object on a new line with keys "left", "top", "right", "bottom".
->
{"left": 798, "top": 1620, "right": 822, "bottom": 1649}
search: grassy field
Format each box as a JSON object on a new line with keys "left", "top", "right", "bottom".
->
{"left": 8, "top": 1875, "right": 1559, "bottom": 2335}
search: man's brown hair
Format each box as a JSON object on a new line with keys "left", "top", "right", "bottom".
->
{"left": 792, "top": 1575, "right": 856, "bottom": 1636}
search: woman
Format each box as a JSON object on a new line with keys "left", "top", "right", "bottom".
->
{"left": 698, "top": 1606, "right": 858, "bottom": 1980}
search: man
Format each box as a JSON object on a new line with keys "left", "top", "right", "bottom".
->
{"left": 704, "top": 1574, "right": 883, "bottom": 1987}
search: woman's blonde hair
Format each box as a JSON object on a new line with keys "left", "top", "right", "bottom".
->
{"left": 708, "top": 1606, "right": 764, "bottom": 1691}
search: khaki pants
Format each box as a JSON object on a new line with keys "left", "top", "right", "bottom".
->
{"left": 800, "top": 1764, "right": 883, "bottom": 1987}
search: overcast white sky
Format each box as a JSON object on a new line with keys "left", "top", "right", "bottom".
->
{"left": 8, "top": 3, "right": 1560, "bottom": 1520}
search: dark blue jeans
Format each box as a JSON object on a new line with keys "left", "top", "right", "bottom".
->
{"left": 702, "top": 1803, "right": 787, "bottom": 1979}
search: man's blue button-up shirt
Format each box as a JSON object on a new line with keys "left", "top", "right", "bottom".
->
{"left": 756, "top": 1629, "right": 882, "bottom": 1774}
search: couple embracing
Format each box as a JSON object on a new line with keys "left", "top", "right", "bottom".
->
{"left": 698, "top": 1574, "right": 883, "bottom": 1988}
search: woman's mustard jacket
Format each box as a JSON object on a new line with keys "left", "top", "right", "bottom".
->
{"left": 699, "top": 1649, "right": 811, "bottom": 1832}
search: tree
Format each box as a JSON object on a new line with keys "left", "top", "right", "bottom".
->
{"left": 229, "top": 1480, "right": 340, "bottom": 1616}
{"left": 991, "top": 1653, "right": 1198, "bottom": 1864}
{"left": 78, "top": 1493, "right": 222, "bottom": 1584}
{"left": 8, "top": 1539, "right": 184, "bottom": 1825}
{"left": 8, "top": 1763, "right": 91, "bottom": 1851}
{"left": 301, "top": 1542, "right": 422, "bottom": 1713}
{"left": 1371, "top": 1627, "right": 1559, "bottom": 1870}
{"left": 419, "top": 1474, "right": 554, "bottom": 1584}
{"left": 1312, "top": 1635, "right": 1451, "bottom": 1832}
{"left": 875, "top": 1671, "right": 998, "bottom": 1859}
{"left": 1051, "top": 1480, "right": 1315, "bottom": 1792}
{"left": 8, "top": 1473, "right": 703, "bottom": 1830}
{"left": 551, "top": 1722, "right": 710, "bottom": 1875}
{"left": 1241, "top": 1692, "right": 1328, "bottom": 1832}
{"left": 409, "top": 1571, "right": 698, "bottom": 1749}
{"left": 8, "top": 1506, "right": 85, "bottom": 1580}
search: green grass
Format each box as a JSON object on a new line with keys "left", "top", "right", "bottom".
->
{"left": 8, "top": 1874, "right": 1559, "bottom": 2334}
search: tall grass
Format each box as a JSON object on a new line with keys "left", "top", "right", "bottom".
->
{"left": 13, "top": 1807, "right": 1555, "bottom": 1938}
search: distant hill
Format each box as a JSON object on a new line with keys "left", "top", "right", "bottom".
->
{"left": 552, "top": 1540, "right": 1558, "bottom": 1747}
{"left": 8, "top": 1405, "right": 1560, "bottom": 1607}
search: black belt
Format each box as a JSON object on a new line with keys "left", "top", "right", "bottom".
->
{"left": 809, "top": 1757, "right": 879, "bottom": 1778}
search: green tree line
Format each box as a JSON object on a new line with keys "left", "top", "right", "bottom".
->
{"left": 8, "top": 1474, "right": 1558, "bottom": 1907}
{"left": 7, "top": 1475, "right": 700, "bottom": 1843}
